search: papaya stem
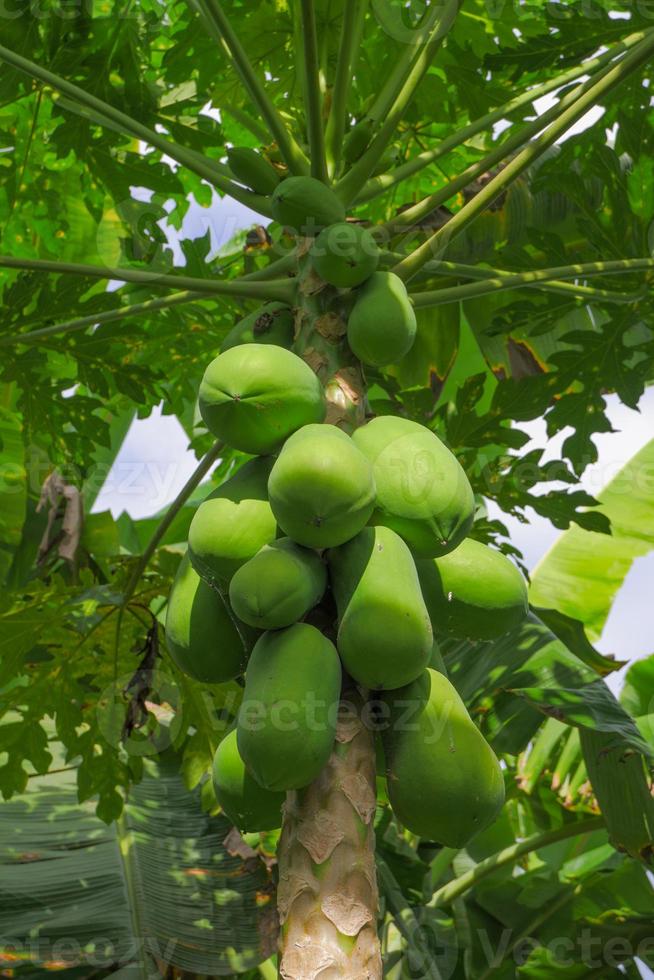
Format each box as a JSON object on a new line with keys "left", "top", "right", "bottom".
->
{"left": 324, "top": 0, "right": 369, "bottom": 178}
{"left": 188, "top": 0, "right": 310, "bottom": 175}
{"left": 277, "top": 695, "right": 382, "bottom": 978}
{"left": 334, "top": 0, "right": 462, "bottom": 205}
{"left": 393, "top": 31, "right": 654, "bottom": 281}
{"left": 409, "top": 258, "right": 654, "bottom": 307}
{"left": 0, "top": 256, "right": 296, "bottom": 304}
{"left": 355, "top": 29, "right": 651, "bottom": 205}
{"left": 0, "top": 43, "right": 271, "bottom": 216}
{"left": 428, "top": 815, "right": 604, "bottom": 909}
{"left": 299, "top": 0, "right": 329, "bottom": 183}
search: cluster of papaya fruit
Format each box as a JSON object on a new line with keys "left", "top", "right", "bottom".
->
{"left": 227, "top": 145, "right": 417, "bottom": 365}
{"left": 165, "top": 155, "right": 529, "bottom": 848}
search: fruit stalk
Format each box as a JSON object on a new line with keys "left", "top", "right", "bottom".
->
{"left": 277, "top": 692, "right": 382, "bottom": 979}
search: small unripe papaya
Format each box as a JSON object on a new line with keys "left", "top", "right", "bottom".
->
{"left": 271, "top": 176, "right": 345, "bottom": 235}
{"left": 165, "top": 554, "right": 253, "bottom": 683}
{"left": 227, "top": 147, "right": 281, "bottom": 195}
{"left": 229, "top": 537, "right": 327, "bottom": 630}
{"left": 310, "top": 222, "right": 380, "bottom": 288}
{"left": 212, "top": 727, "right": 284, "bottom": 832}
{"left": 188, "top": 457, "right": 277, "bottom": 586}
{"left": 329, "top": 526, "right": 432, "bottom": 690}
{"left": 382, "top": 668, "right": 505, "bottom": 846}
{"left": 417, "top": 537, "right": 529, "bottom": 640}
{"left": 347, "top": 271, "right": 417, "bottom": 365}
{"left": 199, "top": 344, "right": 326, "bottom": 454}
{"left": 343, "top": 118, "right": 375, "bottom": 164}
{"left": 352, "top": 416, "right": 475, "bottom": 557}
{"left": 220, "top": 302, "right": 295, "bottom": 352}
{"left": 268, "top": 424, "right": 376, "bottom": 549}
{"left": 237, "top": 623, "right": 341, "bottom": 791}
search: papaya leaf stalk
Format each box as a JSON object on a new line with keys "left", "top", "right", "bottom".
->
{"left": 409, "top": 258, "right": 654, "bottom": 307}
{"left": 379, "top": 50, "right": 621, "bottom": 235}
{"left": 335, "top": 0, "right": 462, "bottom": 204}
{"left": 0, "top": 43, "right": 270, "bottom": 215}
{"left": 383, "top": 255, "right": 645, "bottom": 304}
{"left": 0, "top": 291, "right": 203, "bottom": 347}
{"left": 393, "top": 31, "right": 654, "bottom": 281}
{"left": 324, "top": 0, "right": 369, "bottom": 177}
{"left": 355, "top": 28, "right": 651, "bottom": 205}
{"left": 364, "top": 1, "right": 457, "bottom": 133}
{"left": 188, "top": 0, "right": 310, "bottom": 175}
{"left": 0, "top": 256, "right": 296, "bottom": 304}
{"left": 299, "top": 0, "right": 329, "bottom": 183}
{"left": 0, "top": 252, "right": 298, "bottom": 346}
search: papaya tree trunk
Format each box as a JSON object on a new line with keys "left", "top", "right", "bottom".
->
{"left": 277, "top": 692, "right": 381, "bottom": 979}
{"left": 276, "top": 257, "right": 382, "bottom": 978}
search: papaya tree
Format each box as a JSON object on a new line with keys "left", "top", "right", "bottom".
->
{"left": 1, "top": 2, "right": 654, "bottom": 978}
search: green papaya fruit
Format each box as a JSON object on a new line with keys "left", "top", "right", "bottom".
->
{"left": 237, "top": 623, "right": 341, "bottom": 791}
{"left": 229, "top": 537, "right": 327, "bottom": 630}
{"left": 212, "top": 727, "right": 284, "bottom": 832}
{"left": 188, "top": 457, "right": 277, "bottom": 586}
{"left": 271, "top": 176, "right": 345, "bottom": 235}
{"left": 417, "top": 537, "right": 528, "bottom": 640}
{"left": 268, "top": 424, "right": 376, "bottom": 549}
{"left": 165, "top": 554, "right": 253, "bottom": 683}
{"left": 352, "top": 416, "right": 475, "bottom": 557}
{"left": 347, "top": 271, "right": 417, "bottom": 366}
{"left": 199, "top": 344, "right": 326, "bottom": 454}
{"left": 220, "top": 302, "right": 295, "bottom": 352}
{"left": 382, "top": 668, "right": 505, "bottom": 846}
{"left": 328, "top": 526, "right": 432, "bottom": 690}
{"left": 310, "top": 222, "right": 380, "bottom": 288}
{"left": 343, "top": 118, "right": 375, "bottom": 164}
{"left": 227, "top": 146, "right": 281, "bottom": 195}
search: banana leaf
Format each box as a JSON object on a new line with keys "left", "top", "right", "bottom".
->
{"left": 0, "top": 751, "right": 276, "bottom": 978}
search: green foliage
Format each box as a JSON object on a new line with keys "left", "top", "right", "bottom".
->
{"left": 0, "top": 1, "right": 653, "bottom": 974}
